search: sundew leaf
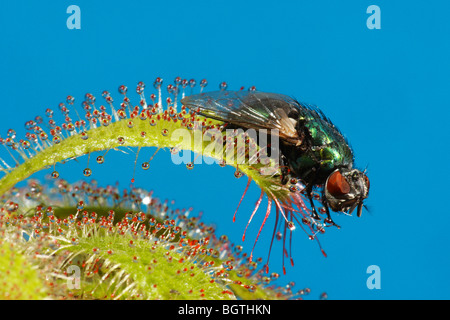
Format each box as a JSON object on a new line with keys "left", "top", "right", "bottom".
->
{"left": 0, "top": 241, "right": 47, "bottom": 300}
{"left": 0, "top": 179, "right": 308, "bottom": 300}
{"left": 0, "top": 87, "right": 289, "bottom": 202}
{"left": 61, "top": 228, "right": 234, "bottom": 300}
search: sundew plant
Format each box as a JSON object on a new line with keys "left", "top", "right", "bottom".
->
{"left": 0, "top": 77, "right": 335, "bottom": 300}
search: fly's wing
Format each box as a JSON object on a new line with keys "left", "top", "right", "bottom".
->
{"left": 181, "top": 91, "right": 301, "bottom": 145}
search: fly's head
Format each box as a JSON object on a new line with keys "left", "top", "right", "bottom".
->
{"left": 324, "top": 168, "right": 370, "bottom": 217}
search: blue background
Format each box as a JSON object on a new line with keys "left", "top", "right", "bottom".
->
{"left": 1, "top": 1, "right": 449, "bottom": 299}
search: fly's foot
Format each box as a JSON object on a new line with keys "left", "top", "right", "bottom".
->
{"left": 324, "top": 217, "right": 340, "bottom": 228}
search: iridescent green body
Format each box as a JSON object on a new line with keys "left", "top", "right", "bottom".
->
{"left": 281, "top": 104, "right": 354, "bottom": 185}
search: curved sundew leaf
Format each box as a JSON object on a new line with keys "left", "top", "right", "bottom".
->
{"left": 0, "top": 179, "right": 309, "bottom": 300}
{"left": 0, "top": 97, "right": 290, "bottom": 202}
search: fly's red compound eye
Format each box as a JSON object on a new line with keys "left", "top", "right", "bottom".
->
{"left": 364, "top": 175, "right": 370, "bottom": 190}
{"left": 327, "top": 170, "right": 350, "bottom": 196}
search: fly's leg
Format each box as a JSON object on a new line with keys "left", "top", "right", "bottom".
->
{"left": 322, "top": 199, "right": 340, "bottom": 228}
{"left": 305, "top": 184, "right": 321, "bottom": 220}
{"left": 280, "top": 154, "right": 290, "bottom": 185}
{"left": 320, "top": 186, "right": 341, "bottom": 228}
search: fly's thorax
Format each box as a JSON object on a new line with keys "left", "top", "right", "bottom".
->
{"left": 280, "top": 139, "right": 350, "bottom": 186}
{"left": 285, "top": 109, "right": 354, "bottom": 184}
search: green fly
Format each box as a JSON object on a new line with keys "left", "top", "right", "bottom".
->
{"left": 181, "top": 90, "right": 370, "bottom": 225}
